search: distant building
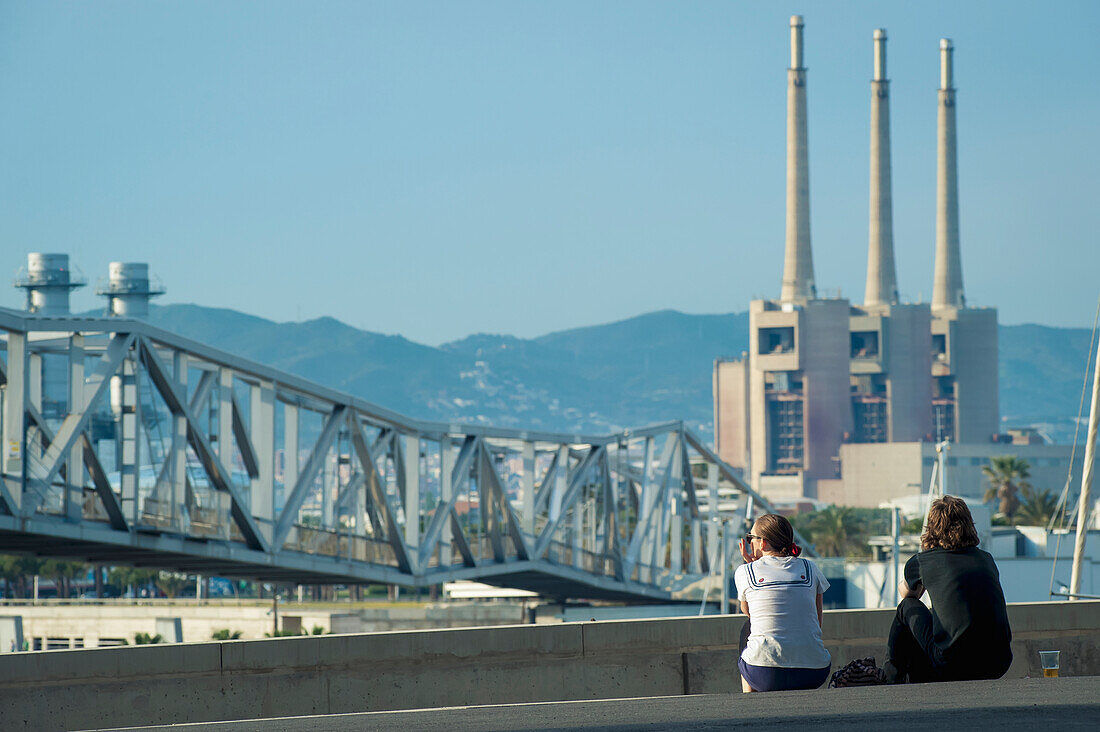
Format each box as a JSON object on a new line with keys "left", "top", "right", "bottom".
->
{"left": 714, "top": 22, "right": 1013, "bottom": 506}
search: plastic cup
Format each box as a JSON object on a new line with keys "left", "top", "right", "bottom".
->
{"left": 1039, "top": 650, "right": 1060, "bottom": 678}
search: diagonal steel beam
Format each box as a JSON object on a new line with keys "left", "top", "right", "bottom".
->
{"left": 154, "top": 370, "right": 216, "bottom": 490}
{"left": 347, "top": 416, "right": 413, "bottom": 573}
{"left": 81, "top": 434, "right": 128, "bottom": 531}
{"left": 230, "top": 394, "right": 260, "bottom": 480}
{"left": 418, "top": 436, "right": 479, "bottom": 568}
{"left": 533, "top": 448, "right": 561, "bottom": 515}
{"left": 478, "top": 441, "right": 529, "bottom": 560}
{"left": 626, "top": 433, "right": 678, "bottom": 566}
{"left": 477, "top": 446, "right": 505, "bottom": 562}
{"left": 599, "top": 450, "right": 621, "bottom": 561}
{"left": 681, "top": 427, "right": 816, "bottom": 558}
{"left": 272, "top": 405, "right": 348, "bottom": 548}
{"left": 534, "top": 445, "right": 604, "bottom": 558}
{"left": 138, "top": 337, "right": 269, "bottom": 553}
{"left": 32, "top": 334, "right": 135, "bottom": 502}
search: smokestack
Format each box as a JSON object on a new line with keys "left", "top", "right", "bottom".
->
{"left": 932, "top": 39, "right": 965, "bottom": 309}
{"left": 14, "top": 253, "right": 86, "bottom": 316}
{"left": 96, "top": 262, "right": 166, "bottom": 318}
{"left": 780, "top": 15, "right": 816, "bottom": 303}
{"left": 865, "top": 29, "right": 898, "bottom": 307}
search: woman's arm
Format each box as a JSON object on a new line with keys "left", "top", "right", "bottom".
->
{"left": 739, "top": 600, "right": 750, "bottom": 617}
{"left": 816, "top": 592, "right": 823, "bottom": 627}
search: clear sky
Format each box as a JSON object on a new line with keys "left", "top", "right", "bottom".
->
{"left": 1, "top": 2, "right": 1097, "bottom": 345}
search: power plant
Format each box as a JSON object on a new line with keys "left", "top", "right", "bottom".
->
{"left": 12, "top": 253, "right": 164, "bottom": 319}
{"left": 713, "top": 19, "right": 1065, "bottom": 507}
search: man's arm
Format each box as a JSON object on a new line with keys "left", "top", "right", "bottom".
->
{"left": 899, "top": 554, "right": 924, "bottom": 599}
{"left": 897, "top": 578, "right": 925, "bottom": 599}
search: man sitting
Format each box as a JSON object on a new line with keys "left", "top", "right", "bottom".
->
{"left": 887, "top": 495, "right": 1013, "bottom": 683}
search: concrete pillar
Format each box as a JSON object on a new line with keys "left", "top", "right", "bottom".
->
{"left": 119, "top": 359, "right": 141, "bottom": 523}
{"left": 521, "top": 442, "right": 535, "bottom": 535}
{"left": 2, "top": 333, "right": 26, "bottom": 509}
{"left": 932, "top": 39, "right": 965, "bottom": 310}
{"left": 66, "top": 335, "right": 85, "bottom": 522}
{"left": 440, "top": 436, "right": 453, "bottom": 566}
{"left": 669, "top": 442, "right": 682, "bottom": 572}
{"left": 551, "top": 445, "right": 567, "bottom": 522}
{"left": 169, "top": 352, "right": 188, "bottom": 526}
{"left": 283, "top": 404, "right": 298, "bottom": 498}
{"left": 250, "top": 380, "right": 275, "bottom": 530}
{"left": 780, "top": 15, "right": 816, "bottom": 303}
{"left": 707, "top": 464, "right": 719, "bottom": 571}
{"left": 217, "top": 369, "right": 233, "bottom": 473}
{"left": 865, "top": 28, "right": 898, "bottom": 307}
{"left": 403, "top": 436, "right": 419, "bottom": 546}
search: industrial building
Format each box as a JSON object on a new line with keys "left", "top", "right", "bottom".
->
{"left": 714, "top": 19, "right": 1055, "bottom": 506}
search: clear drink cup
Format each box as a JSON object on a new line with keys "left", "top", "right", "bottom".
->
{"left": 1039, "top": 650, "right": 1060, "bottom": 678}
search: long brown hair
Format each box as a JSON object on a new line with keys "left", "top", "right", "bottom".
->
{"left": 921, "top": 495, "right": 980, "bottom": 551}
{"left": 754, "top": 513, "right": 800, "bottom": 557}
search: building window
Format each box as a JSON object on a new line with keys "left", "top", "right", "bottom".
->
{"left": 759, "top": 327, "right": 795, "bottom": 355}
{"left": 852, "top": 395, "right": 887, "bottom": 443}
{"left": 850, "top": 331, "right": 880, "bottom": 359}
{"left": 932, "top": 399, "right": 955, "bottom": 442}
{"left": 766, "top": 394, "right": 804, "bottom": 473}
{"left": 932, "top": 334, "right": 947, "bottom": 362}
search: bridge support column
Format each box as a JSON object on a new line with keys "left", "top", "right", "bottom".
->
{"left": 2, "top": 333, "right": 26, "bottom": 510}
{"left": 403, "top": 436, "right": 419, "bottom": 546}
{"left": 250, "top": 380, "right": 275, "bottom": 538}
{"left": 283, "top": 404, "right": 298, "bottom": 506}
{"left": 27, "top": 353, "right": 41, "bottom": 467}
{"left": 66, "top": 335, "right": 84, "bottom": 522}
{"left": 522, "top": 442, "right": 535, "bottom": 536}
{"left": 217, "top": 369, "right": 233, "bottom": 475}
{"left": 551, "top": 445, "right": 566, "bottom": 522}
{"left": 440, "top": 436, "right": 453, "bottom": 566}
{"left": 168, "top": 351, "right": 188, "bottom": 529}
{"left": 119, "top": 358, "right": 141, "bottom": 524}
{"left": 707, "top": 464, "right": 718, "bottom": 567}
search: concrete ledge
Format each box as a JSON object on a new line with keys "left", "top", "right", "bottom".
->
{"left": 0, "top": 601, "right": 1097, "bottom": 730}
{"left": 107, "top": 677, "right": 1100, "bottom": 732}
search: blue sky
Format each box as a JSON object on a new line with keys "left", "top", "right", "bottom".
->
{"left": 1, "top": 2, "right": 1097, "bottom": 345}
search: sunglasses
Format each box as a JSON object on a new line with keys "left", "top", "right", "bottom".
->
{"left": 745, "top": 533, "right": 760, "bottom": 541}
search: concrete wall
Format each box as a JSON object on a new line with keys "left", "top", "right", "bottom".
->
{"left": 1, "top": 601, "right": 1097, "bottom": 730}
{"left": 713, "top": 358, "right": 749, "bottom": 470}
{"left": 801, "top": 299, "right": 854, "bottom": 496}
{"left": 820, "top": 441, "right": 1083, "bottom": 508}
{"left": 0, "top": 601, "right": 527, "bottom": 649}
{"left": 883, "top": 304, "right": 933, "bottom": 442}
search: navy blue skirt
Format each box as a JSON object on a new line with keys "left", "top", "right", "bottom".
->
{"left": 738, "top": 656, "right": 830, "bottom": 692}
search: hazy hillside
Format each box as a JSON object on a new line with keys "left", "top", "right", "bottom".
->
{"left": 140, "top": 304, "right": 1092, "bottom": 441}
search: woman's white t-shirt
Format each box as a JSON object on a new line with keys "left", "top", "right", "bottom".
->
{"left": 734, "top": 555, "right": 831, "bottom": 669}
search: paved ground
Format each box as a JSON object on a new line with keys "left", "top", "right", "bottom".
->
{"left": 106, "top": 676, "right": 1099, "bottom": 731}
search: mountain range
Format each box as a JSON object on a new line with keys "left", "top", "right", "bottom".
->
{"left": 139, "top": 304, "right": 1095, "bottom": 443}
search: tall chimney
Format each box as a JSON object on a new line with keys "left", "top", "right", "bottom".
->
{"left": 865, "top": 29, "right": 898, "bottom": 307}
{"left": 932, "top": 39, "right": 965, "bottom": 309}
{"left": 780, "top": 15, "right": 816, "bottom": 303}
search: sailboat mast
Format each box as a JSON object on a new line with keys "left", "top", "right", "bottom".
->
{"left": 1069, "top": 333, "right": 1100, "bottom": 597}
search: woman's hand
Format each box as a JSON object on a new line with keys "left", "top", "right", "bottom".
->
{"left": 739, "top": 537, "right": 758, "bottom": 564}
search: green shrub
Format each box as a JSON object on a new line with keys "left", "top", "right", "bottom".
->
{"left": 211, "top": 629, "right": 243, "bottom": 640}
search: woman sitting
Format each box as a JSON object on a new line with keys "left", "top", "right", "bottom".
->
{"left": 886, "top": 495, "right": 1012, "bottom": 683}
{"left": 735, "top": 513, "right": 831, "bottom": 692}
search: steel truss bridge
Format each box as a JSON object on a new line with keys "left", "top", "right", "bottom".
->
{"left": 0, "top": 308, "right": 808, "bottom": 601}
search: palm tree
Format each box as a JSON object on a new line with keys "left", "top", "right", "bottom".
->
{"left": 1013, "top": 485, "right": 1059, "bottom": 526}
{"left": 808, "top": 505, "right": 862, "bottom": 557}
{"left": 982, "top": 455, "right": 1031, "bottom": 521}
